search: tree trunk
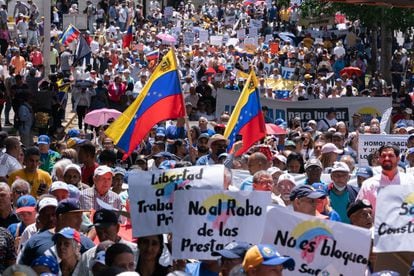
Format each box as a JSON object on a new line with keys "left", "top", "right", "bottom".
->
{"left": 380, "top": 8, "right": 393, "bottom": 85}
{"left": 370, "top": 27, "right": 378, "bottom": 74}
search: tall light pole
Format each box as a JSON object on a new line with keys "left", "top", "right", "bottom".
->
{"left": 42, "top": 0, "right": 50, "bottom": 76}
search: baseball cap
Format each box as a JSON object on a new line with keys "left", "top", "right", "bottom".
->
{"left": 64, "top": 164, "right": 82, "bottom": 176}
{"left": 16, "top": 195, "right": 37, "bottom": 214}
{"left": 67, "top": 128, "right": 80, "bottom": 138}
{"left": 198, "top": 133, "right": 210, "bottom": 141}
{"left": 331, "top": 161, "right": 350, "bottom": 173}
{"left": 267, "top": 167, "right": 282, "bottom": 175}
{"left": 277, "top": 174, "right": 295, "bottom": 185}
{"left": 93, "top": 209, "right": 119, "bottom": 227}
{"left": 212, "top": 241, "right": 252, "bottom": 259}
{"left": 153, "top": 151, "right": 174, "bottom": 160}
{"left": 289, "top": 185, "right": 326, "bottom": 201}
{"left": 37, "top": 135, "right": 50, "bottom": 145}
{"left": 304, "top": 158, "right": 323, "bottom": 170}
{"left": 113, "top": 166, "right": 126, "bottom": 176}
{"left": 49, "top": 181, "right": 69, "bottom": 193}
{"left": 311, "top": 182, "right": 327, "bottom": 195}
{"left": 208, "top": 134, "right": 229, "bottom": 148}
{"left": 273, "top": 154, "right": 287, "bottom": 164}
{"left": 37, "top": 197, "right": 58, "bottom": 212}
{"left": 94, "top": 165, "right": 114, "bottom": 177}
{"left": 284, "top": 140, "right": 296, "bottom": 148}
{"left": 242, "top": 244, "right": 295, "bottom": 271}
{"left": 405, "top": 108, "right": 413, "bottom": 114}
{"left": 156, "top": 127, "right": 166, "bottom": 137}
{"left": 31, "top": 256, "right": 59, "bottom": 274}
{"left": 307, "top": 120, "right": 317, "bottom": 126}
{"left": 347, "top": 199, "right": 372, "bottom": 218}
{"left": 67, "top": 184, "right": 80, "bottom": 200}
{"left": 356, "top": 166, "right": 373, "bottom": 178}
{"left": 53, "top": 227, "right": 81, "bottom": 244}
{"left": 321, "top": 143, "right": 342, "bottom": 154}
{"left": 56, "top": 198, "right": 87, "bottom": 216}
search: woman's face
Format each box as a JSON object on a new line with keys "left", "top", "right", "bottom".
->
{"left": 57, "top": 237, "right": 77, "bottom": 261}
{"left": 138, "top": 235, "right": 162, "bottom": 262}
{"left": 287, "top": 160, "right": 301, "bottom": 174}
{"left": 328, "top": 152, "right": 338, "bottom": 164}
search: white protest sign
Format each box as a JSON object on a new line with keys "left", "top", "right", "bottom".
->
{"left": 210, "top": 35, "right": 223, "bottom": 46}
{"left": 225, "top": 16, "right": 236, "bottom": 26}
{"left": 173, "top": 190, "right": 271, "bottom": 259}
{"left": 164, "top": 6, "right": 173, "bottom": 18}
{"left": 237, "top": 29, "right": 246, "bottom": 40}
{"left": 265, "top": 34, "right": 273, "bottom": 43}
{"left": 374, "top": 185, "right": 414, "bottom": 253}
{"left": 262, "top": 205, "right": 371, "bottom": 275}
{"left": 250, "top": 19, "right": 262, "bottom": 29}
{"left": 358, "top": 134, "right": 407, "bottom": 166}
{"left": 128, "top": 165, "right": 224, "bottom": 237}
{"left": 184, "top": 32, "right": 195, "bottom": 46}
{"left": 199, "top": 30, "right": 209, "bottom": 43}
{"left": 226, "top": 38, "right": 239, "bottom": 46}
{"left": 281, "top": 66, "right": 295, "bottom": 79}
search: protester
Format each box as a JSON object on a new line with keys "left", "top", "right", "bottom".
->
{"left": 212, "top": 241, "right": 251, "bottom": 276}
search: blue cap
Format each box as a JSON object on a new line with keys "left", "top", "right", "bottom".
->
{"left": 274, "top": 118, "right": 285, "bottom": 126}
{"left": 153, "top": 151, "right": 174, "bottom": 159}
{"left": 356, "top": 166, "right": 373, "bottom": 178}
{"left": 212, "top": 241, "right": 252, "bottom": 259}
{"left": 158, "top": 160, "right": 176, "bottom": 169}
{"left": 311, "top": 182, "right": 327, "bottom": 195}
{"left": 32, "top": 256, "right": 59, "bottom": 274}
{"left": 38, "top": 135, "right": 50, "bottom": 145}
{"left": 396, "top": 122, "right": 407, "bottom": 128}
{"left": 156, "top": 127, "right": 166, "bottom": 137}
{"left": 243, "top": 244, "right": 295, "bottom": 271}
{"left": 113, "top": 166, "right": 126, "bottom": 176}
{"left": 407, "top": 147, "right": 414, "bottom": 155}
{"left": 289, "top": 185, "right": 326, "bottom": 201}
{"left": 68, "top": 128, "right": 80, "bottom": 138}
{"left": 16, "top": 195, "right": 37, "bottom": 213}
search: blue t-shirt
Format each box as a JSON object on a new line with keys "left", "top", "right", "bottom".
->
{"left": 329, "top": 190, "right": 350, "bottom": 224}
{"left": 7, "top": 222, "right": 25, "bottom": 238}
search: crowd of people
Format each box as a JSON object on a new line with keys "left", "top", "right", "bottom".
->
{"left": 0, "top": 0, "right": 413, "bottom": 275}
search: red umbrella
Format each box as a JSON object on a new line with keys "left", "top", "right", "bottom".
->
{"left": 217, "top": 65, "right": 225, "bottom": 73}
{"left": 205, "top": 67, "right": 217, "bottom": 75}
{"left": 265, "top": 123, "right": 286, "bottom": 135}
{"left": 340, "top": 66, "right": 362, "bottom": 77}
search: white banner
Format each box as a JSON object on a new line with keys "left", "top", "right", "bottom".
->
{"left": 250, "top": 19, "right": 262, "bottom": 29}
{"left": 237, "top": 29, "right": 246, "bottom": 40}
{"left": 128, "top": 165, "right": 224, "bottom": 237}
{"left": 249, "top": 27, "right": 258, "bottom": 37}
{"left": 358, "top": 134, "right": 407, "bottom": 166}
{"left": 172, "top": 190, "right": 271, "bottom": 259}
{"left": 262, "top": 205, "right": 371, "bottom": 275}
{"left": 216, "top": 89, "right": 392, "bottom": 128}
{"left": 199, "top": 30, "right": 209, "bottom": 43}
{"left": 374, "top": 185, "right": 414, "bottom": 253}
{"left": 225, "top": 16, "right": 236, "bottom": 26}
{"left": 183, "top": 32, "right": 195, "bottom": 46}
{"left": 210, "top": 35, "right": 223, "bottom": 46}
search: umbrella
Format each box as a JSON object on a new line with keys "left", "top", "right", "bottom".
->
{"left": 255, "top": 1, "right": 266, "bottom": 5}
{"left": 84, "top": 108, "right": 122, "bottom": 127}
{"left": 265, "top": 123, "right": 286, "bottom": 135}
{"left": 205, "top": 67, "right": 217, "bottom": 75}
{"left": 340, "top": 66, "right": 362, "bottom": 77}
{"left": 243, "top": 0, "right": 254, "bottom": 6}
{"left": 156, "top": 33, "right": 176, "bottom": 43}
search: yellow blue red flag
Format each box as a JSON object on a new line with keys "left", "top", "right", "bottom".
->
{"left": 105, "top": 49, "right": 185, "bottom": 158}
{"left": 224, "top": 70, "right": 266, "bottom": 155}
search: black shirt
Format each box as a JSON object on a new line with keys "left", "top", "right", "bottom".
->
{"left": 0, "top": 212, "right": 19, "bottom": 229}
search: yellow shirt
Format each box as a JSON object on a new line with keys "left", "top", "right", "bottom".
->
{"left": 8, "top": 169, "right": 52, "bottom": 198}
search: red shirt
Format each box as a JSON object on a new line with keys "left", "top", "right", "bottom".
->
{"left": 108, "top": 82, "right": 126, "bottom": 103}
{"left": 30, "top": 51, "right": 43, "bottom": 66}
{"left": 81, "top": 162, "right": 99, "bottom": 186}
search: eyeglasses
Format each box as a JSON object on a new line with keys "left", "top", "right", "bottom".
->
{"left": 14, "top": 190, "right": 28, "bottom": 195}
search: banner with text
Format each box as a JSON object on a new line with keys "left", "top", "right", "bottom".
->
{"left": 262, "top": 205, "right": 371, "bottom": 275}
{"left": 358, "top": 134, "right": 407, "bottom": 166}
{"left": 374, "top": 185, "right": 414, "bottom": 253}
{"left": 128, "top": 165, "right": 224, "bottom": 237}
{"left": 172, "top": 190, "right": 271, "bottom": 259}
{"left": 216, "top": 89, "right": 392, "bottom": 127}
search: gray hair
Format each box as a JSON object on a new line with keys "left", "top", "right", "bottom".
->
{"left": 252, "top": 170, "right": 272, "bottom": 183}
{"left": 0, "top": 182, "right": 10, "bottom": 192}
{"left": 51, "top": 159, "right": 73, "bottom": 180}
{"left": 11, "top": 179, "right": 31, "bottom": 192}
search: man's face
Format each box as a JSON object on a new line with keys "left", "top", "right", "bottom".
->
{"left": 350, "top": 208, "right": 373, "bottom": 229}
{"left": 293, "top": 197, "right": 317, "bottom": 215}
{"left": 94, "top": 173, "right": 113, "bottom": 196}
{"left": 220, "top": 257, "right": 242, "bottom": 276}
{"left": 276, "top": 181, "right": 295, "bottom": 202}
{"left": 198, "top": 118, "right": 208, "bottom": 129}
{"left": 112, "top": 252, "right": 135, "bottom": 271}
{"left": 38, "top": 206, "right": 57, "bottom": 230}
{"left": 306, "top": 166, "right": 322, "bottom": 182}
{"left": 12, "top": 184, "right": 29, "bottom": 205}
{"left": 247, "top": 264, "right": 283, "bottom": 276}
{"left": 96, "top": 224, "right": 119, "bottom": 242}
{"left": 38, "top": 144, "right": 49, "bottom": 154}
{"left": 253, "top": 175, "right": 273, "bottom": 191}
{"left": 330, "top": 171, "right": 350, "bottom": 187}
{"left": 379, "top": 148, "right": 399, "bottom": 171}
{"left": 112, "top": 174, "right": 124, "bottom": 192}
{"left": 52, "top": 189, "right": 69, "bottom": 202}
{"left": 59, "top": 212, "right": 83, "bottom": 230}
{"left": 211, "top": 141, "right": 227, "bottom": 157}
{"left": 0, "top": 187, "right": 11, "bottom": 209}
{"left": 25, "top": 154, "right": 40, "bottom": 172}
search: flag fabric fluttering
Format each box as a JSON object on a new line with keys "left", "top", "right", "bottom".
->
{"left": 224, "top": 70, "right": 266, "bottom": 156}
{"left": 122, "top": 24, "right": 133, "bottom": 49}
{"left": 59, "top": 24, "right": 80, "bottom": 45}
{"left": 73, "top": 35, "right": 91, "bottom": 66}
{"left": 146, "top": 49, "right": 160, "bottom": 61}
{"left": 105, "top": 49, "right": 185, "bottom": 158}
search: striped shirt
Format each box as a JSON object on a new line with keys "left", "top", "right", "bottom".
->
{"left": 79, "top": 187, "right": 122, "bottom": 211}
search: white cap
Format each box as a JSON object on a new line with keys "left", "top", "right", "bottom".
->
{"left": 405, "top": 108, "right": 412, "bottom": 114}
{"left": 37, "top": 197, "right": 58, "bottom": 212}
{"left": 331, "top": 161, "right": 350, "bottom": 173}
{"left": 321, "top": 143, "right": 342, "bottom": 154}
{"left": 267, "top": 167, "right": 282, "bottom": 175}
{"left": 94, "top": 165, "right": 114, "bottom": 177}
{"left": 50, "top": 181, "right": 69, "bottom": 192}
{"left": 277, "top": 173, "right": 296, "bottom": 185}
{"left": 273, "top": 154, "right": 287, "bottom": 164}
{"left": 64, "top": 164, "right": 81, "bottom": 176}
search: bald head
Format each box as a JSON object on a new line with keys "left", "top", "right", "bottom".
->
{"left": 247, "top": 152, "right": 270, "bottom": 175}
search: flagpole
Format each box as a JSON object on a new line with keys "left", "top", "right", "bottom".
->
{"left": 170, "top": 46, "right": 193, "bottom": 149}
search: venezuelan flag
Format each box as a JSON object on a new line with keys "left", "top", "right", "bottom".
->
{"left": 146, "top": 49, "right": 159, "bottom": 61}
{"left": 122, "top": 24, "right": 133, "bottom": 49}
{"left": 224, "top": 70, "right": 266, "bottom": 155}
{"left": 59, "top": 24, "right": 80, "bottom": 45}
{"left": 105, "top": 49, "right": 185, "bottom": 158}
